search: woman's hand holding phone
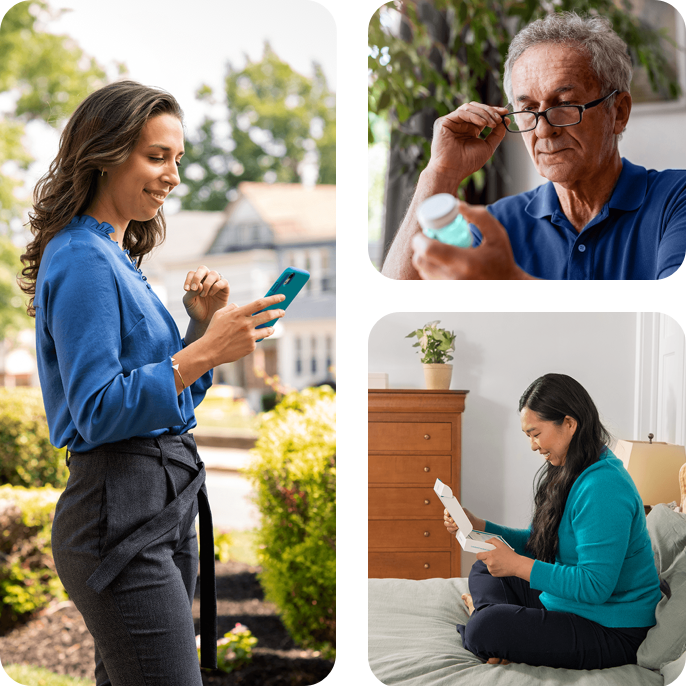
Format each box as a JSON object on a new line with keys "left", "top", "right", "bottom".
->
{"left": 201, "top": 294, "right": 286, "bottom": 367}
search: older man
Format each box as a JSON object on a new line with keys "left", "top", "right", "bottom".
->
{"left": 382, "top": 12, "right": 686, "bottom": 280}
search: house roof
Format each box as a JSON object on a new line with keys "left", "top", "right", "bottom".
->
{"left": 234, "top": 182, "right": 336, "bottom": 243}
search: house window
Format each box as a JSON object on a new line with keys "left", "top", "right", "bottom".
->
{"left": 295, "top": 337, "right": 302, "bottom": 375}
{"left": 326, "top": 335, "right": 333, "bottom": 372}
{"left": 311, "top": 336, "right": 317, "bottom": 374}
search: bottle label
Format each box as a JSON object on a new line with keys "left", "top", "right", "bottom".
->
{"left": 423, "top": 213, "right": 472, "bottom": 248}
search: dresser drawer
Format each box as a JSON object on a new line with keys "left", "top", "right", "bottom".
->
{"left": 368, "top": 422, "right": 451, "bottom": 452}
{"left": 368, "top": 454, "right": 451, "bottom": 485}
{"left": 369, "top": 519, "right": 452, "bottom": 549}
{"left": 369, "top": 551, "right": 452, "bottom": 579}
{"left": 368, "top": 391, "right": 466, "bottom": 581}
{"left": 369, "top": 487, "right": 444, "bottom": 518}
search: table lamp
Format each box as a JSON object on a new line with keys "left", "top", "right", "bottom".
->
{"left": 614, "top": 434, "right": 686, "bottom": 507}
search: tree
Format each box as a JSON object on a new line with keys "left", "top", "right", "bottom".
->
{"left": 0, "top": 0, "right": 108, "bottom": 333}
{"left": 179, "top": 42, "right": 335, "bottom": 211}
{"left": 0, "top": 0, "right": 108, "bottom": 230}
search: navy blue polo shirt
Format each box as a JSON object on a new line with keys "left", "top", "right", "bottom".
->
{"left": 471, "top": 158, "right": 686, "bottom": 279}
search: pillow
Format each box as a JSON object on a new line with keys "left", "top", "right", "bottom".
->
{"left": 637, "top": 506, "right": 686, "bottom": 680}
{"left": 646, "top": 504, "right": 686, "bottom": 574}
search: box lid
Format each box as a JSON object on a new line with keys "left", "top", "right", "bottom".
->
{"left": 434, "top": 478, "right": 472, "bottom": 537}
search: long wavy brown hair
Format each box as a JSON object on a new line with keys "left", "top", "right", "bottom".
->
{"left": 19, "top": 80, "right": 184, "bottom": 316}
{"left": 519, "top": 373, "right": 611, "bottom": 563}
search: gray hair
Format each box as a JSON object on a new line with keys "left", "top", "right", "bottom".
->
{"left": 503, "top": 12, "right": 633, "bottom": 108}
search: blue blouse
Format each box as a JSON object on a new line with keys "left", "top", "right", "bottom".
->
{"left": 34, "top": 214, "right": 213, "bottom": 453}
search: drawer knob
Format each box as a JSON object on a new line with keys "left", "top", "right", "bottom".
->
{"left": 424, "top": 563, "right": 430, "bottom": 569}
{"left": 424, "top": 434, "right": 430, "bottom": 440}
{"left": 424, "top": 466, "right": 430, "bottom": 472}
{"left": 424, "top": 531, "right": 430, "bottom": 537}
{"left": 424, "top": 499, "right": 430, "bottom": 505}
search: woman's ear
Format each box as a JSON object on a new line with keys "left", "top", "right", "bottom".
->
{"left": 564, "top": 415, "right": 578, "bottom": 436}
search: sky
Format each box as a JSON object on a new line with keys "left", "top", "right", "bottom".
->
{"left": 4, "top": 0, "right": 336, "bottom": 206}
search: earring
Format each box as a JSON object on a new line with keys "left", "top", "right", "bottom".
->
{"left": 101, "top": 169, "right": 105, "bottom": 177}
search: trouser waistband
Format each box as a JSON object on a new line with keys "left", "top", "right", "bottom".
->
{"left": 72, "top": 434, "right": 217, "bottom": 670}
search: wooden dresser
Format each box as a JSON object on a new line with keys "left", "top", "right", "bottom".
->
{"left": 368, "top": 389, "right": 468, "bottom": 579}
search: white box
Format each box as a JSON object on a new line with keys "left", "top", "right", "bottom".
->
{"left": 368, "top": 373, "right": 389, "bottom": 389}
{"left": 433, "top": 478, "right": 512, "bottom": 553}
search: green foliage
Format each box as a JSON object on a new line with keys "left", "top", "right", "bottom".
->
{"left": 0, "top": 1, "right": 108, "bottom": 124}
{"left": 0, "top": 0, "right": 108, "bottom": 227}
{"left": 0, "top": 387, "right": 68, "bottom": 488}
{"left": 243, "top": 386, "right": 335, "bottom": 657}
{"left": 368, "top": 0, "right": 682, "bottom": 185}
{"left": 0, "top": 388, "right": 69, "bottom": 630}
{"left": 0, "top": 483, "right": 66, "bottom": 631}
{"left": 5, "top": 664, "right": 95, "bottom": 686}
{"left": 179, "top": 42, "right": 336, "bottom": 211}
{"left": 197, "top": 623, "right": 258, "bottom": 674}
{"left": 213, "top": 529, "right": 234, "bottom": 563}
{"left": 0, "top": 235, "right": 33, "bottom": 339}
{"left": 406, "top": 320, "right": 456, "bottom": 363}
{"left": 193, "top": 386, "right": 257, "bottom": 432}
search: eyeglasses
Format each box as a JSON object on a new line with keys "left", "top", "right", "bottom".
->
{"left": 501, "top": 90, "right": 619, "bottom": 133}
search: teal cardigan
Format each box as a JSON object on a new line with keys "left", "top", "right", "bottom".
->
{"left": 485, "top": 447, "right": 661, "bottom": 628}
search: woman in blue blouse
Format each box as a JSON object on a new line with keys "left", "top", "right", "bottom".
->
{"left": 19, "top": 81, "right": 285, "bottom": 686}
{"left": 445, "top": 373, "right": 661, "bottom": 670}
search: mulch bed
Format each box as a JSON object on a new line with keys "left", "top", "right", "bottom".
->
{"left": 0, "top": 561, "right": 334, "bottom": 686}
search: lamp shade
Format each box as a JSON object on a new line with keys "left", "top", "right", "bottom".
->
{"left": 614, "top": 439, "right": 686, "bottom": 507}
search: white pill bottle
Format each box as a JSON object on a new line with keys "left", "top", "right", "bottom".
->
{"left": 417, "top": 193, "right": 473, "bottom": 248}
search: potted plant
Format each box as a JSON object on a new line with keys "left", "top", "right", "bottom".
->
{"left": 406, "top": 321, "right": 456, "bottom": 389}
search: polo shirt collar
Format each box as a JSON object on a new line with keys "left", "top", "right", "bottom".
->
{"left": 525, "top": 157, "right": 648, "bottom": 219}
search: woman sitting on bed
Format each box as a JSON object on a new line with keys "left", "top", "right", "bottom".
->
{"left": 444, "top": 373, "right": 661, "bottom": 670}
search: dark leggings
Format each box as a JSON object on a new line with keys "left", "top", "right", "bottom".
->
{"left": 456, "top": 561, "right": 650, "bottom": 669}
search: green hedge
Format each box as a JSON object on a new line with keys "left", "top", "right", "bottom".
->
{"left": 0, "top": 387, "right": 68, "bottom": 488}
{"left": 243, "top": 386, "right": 336, "bottom": 657}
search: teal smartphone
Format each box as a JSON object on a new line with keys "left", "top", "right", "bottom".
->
{"left": 254, "top": 267, "right": 310, "bottom": 340}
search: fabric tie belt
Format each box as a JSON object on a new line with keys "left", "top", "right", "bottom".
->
{"left": 69, "top": 434, "right": 218, "bottom": 670}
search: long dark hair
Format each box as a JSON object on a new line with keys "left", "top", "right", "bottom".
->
{"left": 19, "top": 80, "right": 184, "bottom": 316}
{"left": 520, "top": 373, "right": 611, "bottom": 563}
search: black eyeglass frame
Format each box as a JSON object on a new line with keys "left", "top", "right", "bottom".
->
{"left": 501, "top": 90, "right": 619, "bottom": 133}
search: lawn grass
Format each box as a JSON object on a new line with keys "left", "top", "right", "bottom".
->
{"left": 3, "top": 664, "right": 94, "bottom": 686}
{"left": 220, "top": 528, "right": 259, "bottom": 566}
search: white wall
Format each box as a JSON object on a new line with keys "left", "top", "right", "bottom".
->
{"left": 368, "top": 312, "right": 639, "bottom": 563}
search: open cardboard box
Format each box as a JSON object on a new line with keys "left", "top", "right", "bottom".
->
{"left": 434, "top": 478, "right": 512, "bottom": 552}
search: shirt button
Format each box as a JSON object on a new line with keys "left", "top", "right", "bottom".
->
{"left": 578, "top": 244, "right": 586, "bottom": 253}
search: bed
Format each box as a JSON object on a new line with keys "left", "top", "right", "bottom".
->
{"left": 369, "top": 505, "right": 686, "bottom": 686}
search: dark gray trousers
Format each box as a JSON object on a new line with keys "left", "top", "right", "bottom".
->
{"left": 51, "top": 434, "right": 216, "bottom": 686}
